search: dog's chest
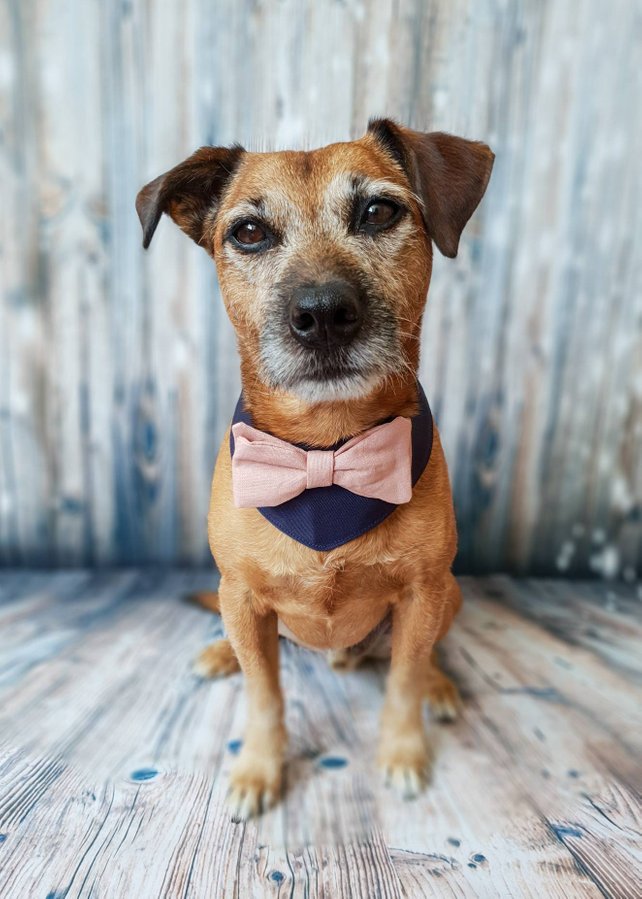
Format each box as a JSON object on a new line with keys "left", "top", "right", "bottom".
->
{"left": 254, "top": 557, "right": 403, "bottom": 650}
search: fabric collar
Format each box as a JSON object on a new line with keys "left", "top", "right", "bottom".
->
{"left": 229, "top": 382, "right": 433, "bottom": 552}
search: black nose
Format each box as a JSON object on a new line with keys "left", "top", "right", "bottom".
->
{"left": 289, "top": 281, "right": 363, "bottom": 350}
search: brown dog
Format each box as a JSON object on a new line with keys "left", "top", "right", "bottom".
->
{"left": 136, "top": 119, "right": 494, "bottom": 819}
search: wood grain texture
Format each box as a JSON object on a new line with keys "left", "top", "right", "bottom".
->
{"left": 1, "top": 0, "right": 641, "bottom": 574}
{"left": 0, "top": 571, "right": 641, "bottom": 897}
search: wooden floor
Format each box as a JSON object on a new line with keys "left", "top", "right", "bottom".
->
{"left": 0, "top": 572, "right": 640, "bottom": 898}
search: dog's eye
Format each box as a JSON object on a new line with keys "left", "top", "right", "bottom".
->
{"left": 232, "top": 221, "right": 268, "bottom": 247}
{"left": 360, "top": 199, "right": 401, "bottom": 231}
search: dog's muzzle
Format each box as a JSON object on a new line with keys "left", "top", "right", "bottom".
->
{"left": 288, "top": 280, "right": 363, "bottom": 351}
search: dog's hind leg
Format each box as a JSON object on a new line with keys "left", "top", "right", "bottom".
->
{"left": 327, "top": 648, "right": 367, "bottom": 671}
{"left": 327, "top": 611, "right": 393, "bottom": 672}
{"left": 189, "top": 590, "right": 241, "bottom": 677}
{"left": 186, "top": 590, "right": 221, "bottom": 613}
{"left": 194, "top": 639, "right": 241, "bottom": 678}
{"left": 328, "top": 634, "right": 461, "bottom": 722}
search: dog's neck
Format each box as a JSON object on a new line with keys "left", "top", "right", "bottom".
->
{"left": 239, "top": 367, "right": 420, "bottom": 447}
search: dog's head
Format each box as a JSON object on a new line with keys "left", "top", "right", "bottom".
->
{"left": 137, "top": 120, "right": 493, "bottom": 403}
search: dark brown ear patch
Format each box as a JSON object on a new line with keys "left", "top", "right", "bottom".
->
{"left": 367, "top": 119, "right": 494, "bottom": 258}
{"left": 135, "top": 144, "right": 245, "bottom": 249}
{"left": 367, "top": 118, "right": 409, "bottom": 173}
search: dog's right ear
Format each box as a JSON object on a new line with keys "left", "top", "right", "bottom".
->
{"left": 135, "top": 145, "right": 245, "bottom": 249}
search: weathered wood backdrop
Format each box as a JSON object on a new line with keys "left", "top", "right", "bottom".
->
{"left": 1, "top": 0, "right": 641, "bottom": 575}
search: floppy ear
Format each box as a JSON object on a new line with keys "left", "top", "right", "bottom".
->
{"left": 135, "top": 145, "right": 245, "bottom": 249}
{"left": 368, "top": 119, "right": 494, "bottom": 258}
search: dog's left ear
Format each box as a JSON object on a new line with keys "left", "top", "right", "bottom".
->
{"left": 367, "top": 119, "right": 494, "bottom": 258}
{"left": 136, "top": 144, "right": 245, "bottom": 249}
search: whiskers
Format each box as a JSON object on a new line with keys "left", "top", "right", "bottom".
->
{"left": 258, "top": 294, "right": 419, "bottom": 402}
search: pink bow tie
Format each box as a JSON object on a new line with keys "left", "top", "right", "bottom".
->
{"left": 231, "top": 417, "right": 413, "bottom": 508}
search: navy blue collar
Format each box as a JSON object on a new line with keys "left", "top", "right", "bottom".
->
{"left": 229, "top": 383, "right": 433, "bottom": 552}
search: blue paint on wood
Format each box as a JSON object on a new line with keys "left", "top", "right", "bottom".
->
{"left": 554, "top": 657, "right": 573, "bottom": 670}
{"left": 502, "top": 686, "right": 562, "bottom": 701}
{"left": 318, "top": 756, "right": 348, "bottom": 769}
{"left": 130, "top": 767, "right": 158, "bottom": 782}
{"left": 551, "top": 824, "right": 583, "bottom": 839}
{"left": 60, "top": 497, "right": 83, "bottom": 514}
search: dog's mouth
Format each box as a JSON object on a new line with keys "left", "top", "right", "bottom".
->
{"left": 264, "top": 357, "right": 385, "bottom": 403}
{"left": 290, "top": 354, "right": 371, "bottom": 396}
{"left": 259, "top": 300, "right": 402, "bottom": 403}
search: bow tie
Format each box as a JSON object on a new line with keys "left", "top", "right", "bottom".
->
{"left": 231, "top": 416, "right": 413, "bottom": 509}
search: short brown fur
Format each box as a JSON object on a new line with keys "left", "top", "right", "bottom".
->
{"left": 138, "top": 120, "right": 494, "bottom": 817}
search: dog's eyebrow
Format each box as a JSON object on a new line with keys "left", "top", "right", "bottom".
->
{"left": 231, "top": 196, "right": 267, "bottom": 217}
{"left": 220, "top": 196, "right": 269, "bottom": 225}
{"left": 334, "top": 175, "right": 416, "bottom": 227}
{"left": 335, "top": 174, "right": 415, "bottom": 233}
{"left": 344, "top": 174, "right": 413, "bottom": 203}
{"left": 246, "top": 197, "right": 267, "bottom": 215}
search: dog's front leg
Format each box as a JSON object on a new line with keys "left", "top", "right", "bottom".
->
{"left": 218, "top": 575, "right": 285, "bottom": 819}
{"left": 378, "top": 578, "right": 449, "bottom": 799}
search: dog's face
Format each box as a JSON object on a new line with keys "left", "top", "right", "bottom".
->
{"left": 137, "top": 120, "right": 493, "bottom": 403}
{"left": 209, "top": 141, "right": 427, "bottom": 403}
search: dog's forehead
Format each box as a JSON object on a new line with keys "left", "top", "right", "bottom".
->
{"left": 223, "top": 139, "right": 406, "bottom": 210}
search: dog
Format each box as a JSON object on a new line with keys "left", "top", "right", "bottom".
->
{"left": 136, "top": 119, "right": 494, "bottom": 819}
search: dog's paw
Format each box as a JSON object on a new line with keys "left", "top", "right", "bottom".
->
{"left": 227, "top": 751, "right": 283, "bottom": 821}
{"left": 378, "top": 735, "right": 431, "bottom": 800}
{"left": 193, "top": 639, "right": 240, "bottom": 678}
{"left": 425, "top": 674, "right": 461, "bottom": 722}
{"left": 326, "top": 648, "right": 362, "bottom": 672}
{"left": 185, "top": 590, "right": 220, "bottom": 612}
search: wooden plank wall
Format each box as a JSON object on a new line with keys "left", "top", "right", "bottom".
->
{"left": 1, "top": 0, "right": 641, "bottom": 575}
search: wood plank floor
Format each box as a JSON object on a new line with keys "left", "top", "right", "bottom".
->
{"left": 0, "top": 571, "right": 640, "bottom": 898}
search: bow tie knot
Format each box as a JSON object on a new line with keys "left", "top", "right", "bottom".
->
{"left": 306, "top": 449, "right": 335, "bottom": 489}
{"left": 231, "top": 416, "right": 413, "bottom": 509}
